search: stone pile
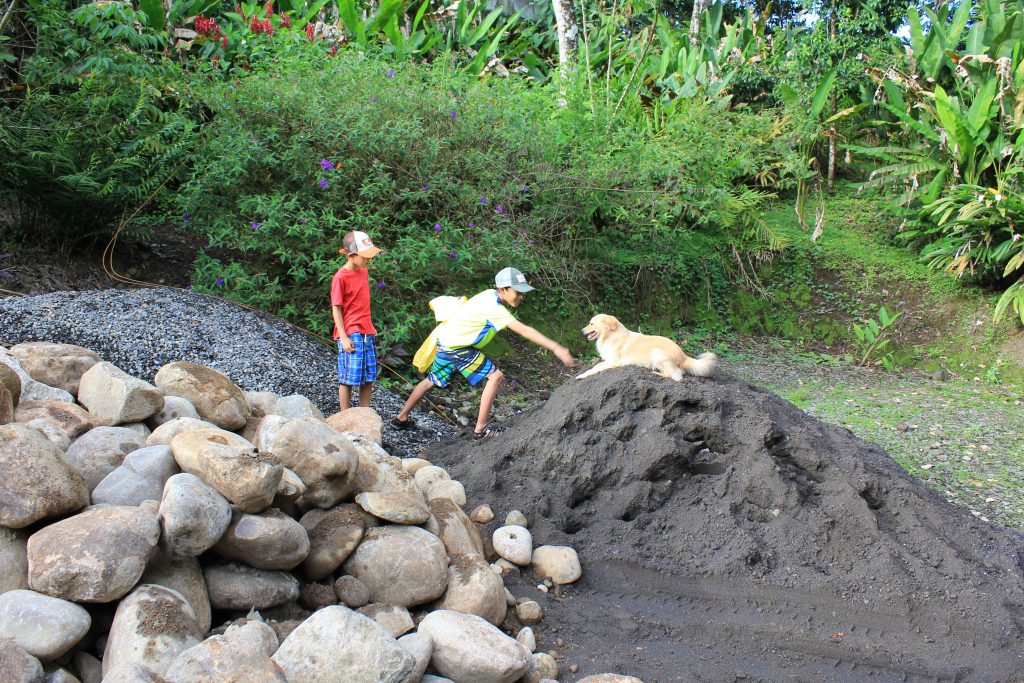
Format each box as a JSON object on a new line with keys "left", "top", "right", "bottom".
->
{"left": 0, "top": 341, "right": 632, "bottom": 683}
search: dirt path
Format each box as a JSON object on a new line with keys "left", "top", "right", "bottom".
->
{"left": 423, "top": 367, "right": 1024, "bottom": 682}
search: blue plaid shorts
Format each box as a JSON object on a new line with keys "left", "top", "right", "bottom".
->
{"left": 337, "top": 333, "right": 378, "bottom": 386}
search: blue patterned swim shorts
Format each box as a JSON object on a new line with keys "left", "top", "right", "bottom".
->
{"left": 428, "top": 345, "right": 495, "bottom": 388}
{"left": 337, "top": 333, "right": 378, "bottom": 386}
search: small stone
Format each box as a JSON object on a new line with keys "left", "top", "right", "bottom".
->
{"left": 516, "top": 627, "right": 536, "bottom": 652}
{"left": 515, "top": 600, "right": 542, "bottom": 625}
{"left": 492, "top": 525, "right": 532, "bottom": 566}
{"left": 505, "top": 510, "right": 528, "bottom": 527}
{"left": 334, "top": 575, "right": 370, "bottom": 609}
{"left": 469, "top": 505, "right": 494, "bottom": 524}
{"left": 532, "top": 545, "right": 582, "bottom": 585}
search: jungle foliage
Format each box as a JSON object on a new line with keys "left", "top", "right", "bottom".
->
{"left": 1, "top": 0, "right": 1022, "bottom": 355}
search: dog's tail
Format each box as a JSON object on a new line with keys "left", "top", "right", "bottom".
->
{"left": 683, "top": 352, "right": 717, "bottom": 377}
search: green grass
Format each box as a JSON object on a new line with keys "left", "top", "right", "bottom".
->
{"left": 753, "top": 366, "right": 1024, "bottom": 530}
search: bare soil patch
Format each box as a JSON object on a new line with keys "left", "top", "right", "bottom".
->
{"left": 427, "top": 366, "right": 1024, "bottom": 682}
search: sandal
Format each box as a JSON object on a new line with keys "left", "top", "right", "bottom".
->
{"left": 473, "top": 425, "right": 503, "bottom": 440}
{"left": 391, "top": 416, "right": 417, "bottom": 430}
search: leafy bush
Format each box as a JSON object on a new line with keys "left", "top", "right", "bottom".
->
{"left": 856, "top": 0, "right": 1024, "bottom": 323}
{"left": 0, "top": 1, "right": 198, "bottom": 245}
{"left": 173, "top": 42, "right": 795, "bottom": 350}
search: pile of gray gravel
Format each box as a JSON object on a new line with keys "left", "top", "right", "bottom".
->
{"left": 0, "top": 288, "right": 454, "bottom": 456}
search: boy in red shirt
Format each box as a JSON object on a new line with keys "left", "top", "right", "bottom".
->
{"left": 331, "top": 231, "right": 382, "bottom": 410}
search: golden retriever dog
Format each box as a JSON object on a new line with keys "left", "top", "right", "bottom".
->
{"left": 576, "top": 314, "right": 717, "bottom": 381}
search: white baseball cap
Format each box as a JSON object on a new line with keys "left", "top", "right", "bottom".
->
{"left": 340, "top": 231, "right": 381, "bottom": 258}
{"left": 495, "top": 267, "right": 535, "bottom": 293}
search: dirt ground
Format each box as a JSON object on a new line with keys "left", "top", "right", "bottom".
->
{"left": 425, "top": 366, "right": 1024, "bottom": 683}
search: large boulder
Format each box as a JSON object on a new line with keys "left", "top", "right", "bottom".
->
{"left": 435, "top": 556, "right": 507, "bottom": 625}
{"left": 418, "top": 610, "right": 531, "bottom": 683}
{"left": 165, "top": 634, "right": 287, "bottom": 683}
{"left": 342, "top": 525, "right": 448, "bottom": 608}
{"left": 102, "top": 584, "right": 202, "bottom": 677}
{"left": 0, "top": 636, "right": 44, "bottom": 683}
{"left": 430, "top": 498, "right": 486, "bottom": 561}
{"left": 0, "top": 350, "right": 73, "bottom": 403}
{"left": 0, "top": 383, "right": 13, "bottom": 425}
{"left": 92, "top": 445, "right": 179, "bottom": 506}
{"left": 0, "top": 361, "right": 22, "bottom": 406}
{"left": 326, "top": 407, "right": 382, "bottom": 444}
{"left": 300, "top": 505, "right": 367, "bottom": 581}
{"left": 214, "top": 509, "right": 310, "bottom": 571}
{"left": 145, "top": 396, "right": 200, "bottom": 430}
{"left": 64, "top": 426, "right": 148, "bottom": 493}
{"left": 0, "top": 424, "right": 88, "bottom": 528}
{"left": 203, "top": 564, "right": 299, "bottom": 611}
{"left": 146, "top": 417, "right": 212, "bottom": 447}
{"left": 355, "top": 491, "right": 430, "bottom": 525}
{"left": 27, "top": 503, "right": 161, "bottom": 603}
{"left": 154, "top": 361, "right": 250, "bottom": 430}
{"left": 170, "top": 428, "right": 281, "bottom": 513}
{"left": 0, "top": 528, "right": 29, "bottom": 594}
{"left": 9, "top": 342, "right": 101, "bottom": 396}
{"left": 159, "top": 473, "right": 233, "bottom": 558}
{"left": 351, "top": 439, "right": 421, "bottom": 497}
{"left": 140, "top": 550, "right": 212, "bottom": 635}
{"left": 0, "top": 589, "right": 91, "bottom": 661}
{"left": 78, "top": 362, "right": 164, "bottom": 426}
{"left": 259, "top": 417, "right": 359, "bottom": 509}
{"left": 14, "top": 400, "right": 95, "bottom": 442}
{"left": 271, "top": 606, "right": 415, "bottom": 683}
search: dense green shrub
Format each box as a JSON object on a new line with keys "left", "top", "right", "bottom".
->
{"left": 174, "top": 39, "right": 797, "bottom": 349}
{"left": 0, "top": 1, "right": 198, "bottom": 245}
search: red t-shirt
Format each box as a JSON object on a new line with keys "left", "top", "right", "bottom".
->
{"left": 330, "top": 267, "right": 376, "bottom": 339}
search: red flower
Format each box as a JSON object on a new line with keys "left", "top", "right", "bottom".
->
{"left": 279, "top": 13, "right": 291, "bottom": 28}
{"left": 265, "top": 0, "right": 273, "bottom": 19}
{"left": 329, "top": 44, "right": 337, "bottom": 56}
{"left": 305, "top": 23, "right": 314, "bottom": 41}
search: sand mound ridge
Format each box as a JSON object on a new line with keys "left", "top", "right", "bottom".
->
{"left": 429, "top": 366, "right": 1024, "bottom": 681}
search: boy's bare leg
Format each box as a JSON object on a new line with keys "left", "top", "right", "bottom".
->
{"left": 475, "top": 369, "right": 504, "bottom": 434}
{"left": 397, "top": 378, "right": 435, "bottom": 422}
{"left": 358, "top": 382, "right": 373, "bottom": 408}
{"left": 338, "top": 384, "right": 353, "bottom": 411}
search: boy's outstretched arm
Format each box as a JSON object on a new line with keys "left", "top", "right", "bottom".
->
{"left": 506, "top": 320, "right": 575, "bottom": 367}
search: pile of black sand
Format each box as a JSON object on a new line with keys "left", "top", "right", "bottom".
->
{"left": 428, "top": 366, "right": 1024, "bottom": 683}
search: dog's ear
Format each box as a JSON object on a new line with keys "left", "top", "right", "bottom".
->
{"left": 607, "top": 317, "right": 618, "bottom": 331}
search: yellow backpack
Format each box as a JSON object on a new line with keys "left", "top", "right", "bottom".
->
{"left": 411, "top": 295, "right": 467, "bottom": 374}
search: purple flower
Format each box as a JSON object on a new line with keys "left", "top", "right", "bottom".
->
{"left": 520, "top": 185, "right": 528, "bottom": 193}
{"left": 386, "top": 69, "right": 394, "bottom": 78}
{"left": 448, "top": 250, "right": 457, "bottom": 260}
{"left": 468, "top": 222, "right": 475, "bottom": 227}
{"left": 250, "top": 221, "right": 261, "bottom": 230}
{"left": 529, "top": 240, "right": 536, "bottom": 245}
{"left": 182, "top": 214, "right": 190, "bottom": 221}
{"left": 495, "top": 205, "right": 505, "bottom": 214}
{"left": 320, "top": 158, "right": 333, "bottom": 170}
{"left": 480, "top": 197, "right": 487, "bottom": 204}
{"left": 377, "top": 280, "right": 386, "bottom": 288}
{"left": 421, "top": 184, "right": 429, "bottom": 191}
{"left": 519, "top": 231, "right": 528, "bottom": 238}
{"left": 450, "top": 111, "right": 457, "bottom": 119}
{"left": 319, "top": 179, "right": 329, "bottom": 188}
{"left": 0, "top": 270, "right": 11, "bottom": 279}
{"left": 434, "top": 223, "right": 442, "bottom": 231}
{"left": 215, "top": 277, "right": 225, "bottom": 286}
{"left": 370, "top": 96, "right": 377, "bottom": 103}
{"left": 187, "top": 284, "right": 193, "bottom": 289}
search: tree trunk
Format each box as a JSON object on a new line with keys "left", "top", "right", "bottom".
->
{"left": 551, "top": 0, "right": 578, "bottom": 76}
{"left": 827, "top": 127, "right": 836, "bottom": 194}
{"left": 690, "top": 0, "right": 707, "bottom": 41}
